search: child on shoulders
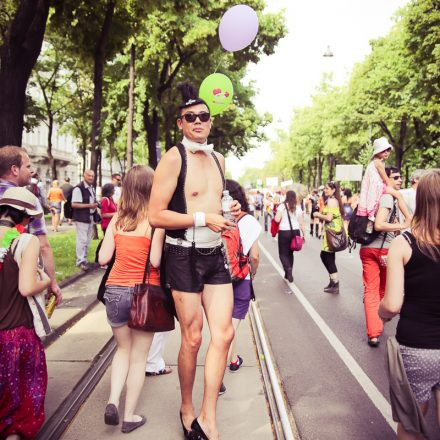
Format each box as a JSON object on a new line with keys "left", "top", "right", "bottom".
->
{"left": 357, "top": 137, "right": 411, "bottom": 226}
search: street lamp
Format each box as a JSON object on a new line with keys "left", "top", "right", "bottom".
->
{"left": 323, "top": 45, "right": 334, "bottom": 57}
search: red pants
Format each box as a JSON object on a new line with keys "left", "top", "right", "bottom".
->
{"left": 360, "top": 247, "right": 388, "bottom": 338}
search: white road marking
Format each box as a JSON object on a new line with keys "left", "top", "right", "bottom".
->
{"left": 259, "top": 242, "right": 397, "bottom": 433}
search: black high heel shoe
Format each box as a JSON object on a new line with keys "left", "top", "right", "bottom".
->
{"left": 191, "top": 418, "right": 209, "bottom": 440}
{"left": 180, "top": 412, "right": 191, "bottom": 439}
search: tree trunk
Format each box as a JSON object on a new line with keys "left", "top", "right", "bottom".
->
{"left": 313, "top": 158, "right": 317, "bottom": 188}
{"left": 47, "top": 115, "right": 57, "bottom": 179}
{"left": 90, "top": 0, "right": 115, "bottom": 182}
{"left": 317, "top": 155, "right": 324, "bottom": 186}
{"left": 109, "top": 140, "right": 114, "bottom": 175}
{"left": 98, "top": 149, "right": 102, "bottom": 187}
{"left": 0, "top": 0, "right": 50, "bottom": 146}
{"left": 328, "top": 155, "right": 334, "bottom": 181}
{"left": 307, "top": 162, "right": 312, "bottom": 189}
{"left": 143, "top": 99, "right": 158, "bottom": 168}
{"left": 126, "top": 43, "right": 135, "bottom": 169}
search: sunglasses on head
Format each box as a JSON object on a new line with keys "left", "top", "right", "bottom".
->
{"left": 180, "top": 112, "right": 211, "bottom": 123}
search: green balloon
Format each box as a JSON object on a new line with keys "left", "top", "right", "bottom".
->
{"left": 199, "top": 73, "right": 233, "bottom": 116}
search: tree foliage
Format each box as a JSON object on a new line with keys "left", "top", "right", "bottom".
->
{"left": 260, "top": 1, "right": 439, "bottom": 188}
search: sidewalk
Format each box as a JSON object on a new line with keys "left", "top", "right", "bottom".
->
{"left": 62, "top": 308, "right": 273, "bottom": 439}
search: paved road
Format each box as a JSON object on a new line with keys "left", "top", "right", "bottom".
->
{"left": 253, "top": 223, "right": 439, "bottom": 440}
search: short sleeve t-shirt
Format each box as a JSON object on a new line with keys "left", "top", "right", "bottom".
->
{"left": 362, "top": 194, "right": 396, "bottom": 249}
{"left": 277, "top": 203, "right": 303, "bottom": 231}
{"left": 237, "top": 214, "right": 262, "bottom": 280}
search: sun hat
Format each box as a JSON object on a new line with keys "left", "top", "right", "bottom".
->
{"left": 371, "top": 137, "right": 393, "bottom": 158}
{"left": 0, "top": 187, "right": 43, "bottom": 218}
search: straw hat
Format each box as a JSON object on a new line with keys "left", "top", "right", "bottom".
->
{"left": 371, "top": 137, "right": 393, "bottom": 158}
{"left": 0, "top": 187, "right": 43, "bottom": 217}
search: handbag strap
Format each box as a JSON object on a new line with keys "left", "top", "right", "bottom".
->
{"left": 285, "top": 203, "right": 294, "bottom": 236}
{"left": 141, "top": 227, "right": 155, "bottom": 285}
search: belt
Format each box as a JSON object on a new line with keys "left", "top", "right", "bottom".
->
{"left": 165, "top": 243, "right": 224, "bottom": 256}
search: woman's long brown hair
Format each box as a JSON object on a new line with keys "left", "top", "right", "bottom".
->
{"left": 326, "top": 181, "right": 344, "bottom": 218}
{"left": 115, "top": 165, "right": 154, "bottom": 232}
{"left": 411, "top": 169, "right": 440, "bottom": 262}
{"left": 285, "top": 190, "right": 297, "bottom": 213}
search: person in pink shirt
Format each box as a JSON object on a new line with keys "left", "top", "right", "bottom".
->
{"left": 100, "top": 183, "right": 118, "bottom": 233}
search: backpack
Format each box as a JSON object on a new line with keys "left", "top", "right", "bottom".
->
{"left": 348, "top": 207, "right": 378, "bottom": 246}
{"left": 221, "top": 212, "right": 250, "bottom": 284}
{"left": 63, "top": 186, "right": 74, "bottom": 219}
{"left": 348, "top": 203, "right": 397, "bottom": 248}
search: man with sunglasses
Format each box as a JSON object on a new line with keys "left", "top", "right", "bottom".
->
{"left": 149, "top": 83, "right": 238, "bottom": 440}
{"left": 0, "top": 145, "right": 62, "bottom": 306}
{"left": 360, "top": 166, "right": 406, "bottom": 348}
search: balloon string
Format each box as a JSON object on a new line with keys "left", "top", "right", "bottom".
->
{"left": 213, "top": 57, "right": 223, "bottom": 74}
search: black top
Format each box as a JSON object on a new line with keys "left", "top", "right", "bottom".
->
{"left": 166, "top": 144, "right": 188, "bottom": 239}
{"left": 396, "top": 232, "right": 440, "bottom": 349}
{"left": 165, "top": 143, "right": 225, "bottom": 240}
{"left": 0, "top": 250, "right": 33, "bottom": 330}
{"left": 72, "top": 182, "right": 93, "bottom": 224}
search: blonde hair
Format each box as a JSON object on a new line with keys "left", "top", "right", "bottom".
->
{"left": 52, "top": 180, "right": 59, "bottom": 187}
{"left": 411, "top": 168, "right": 440, "bottom": 262}
{"left": 115, "top": 165, "right": 154, "bottom": 232}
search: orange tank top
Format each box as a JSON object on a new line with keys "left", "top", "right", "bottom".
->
{"left": 106, "top": 234, "right": 160, "bottom": 287}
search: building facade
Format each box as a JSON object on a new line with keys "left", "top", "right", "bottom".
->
{"left": 22, "top": 123, "right": 122, "bottom": 194}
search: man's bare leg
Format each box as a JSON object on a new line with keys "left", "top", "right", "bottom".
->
{"left": 198, "top": 283, "right": 234, "bottom": 439}
{"left": 173, "top": 290, "right": 204, "bottom": 432}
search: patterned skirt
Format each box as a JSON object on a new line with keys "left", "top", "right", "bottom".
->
{"left": 0, "top": 326, "right": 47, "bottom": 440}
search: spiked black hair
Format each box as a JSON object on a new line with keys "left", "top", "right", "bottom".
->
{"left": 177, "top": 82, "right": 208, "bottom": 112}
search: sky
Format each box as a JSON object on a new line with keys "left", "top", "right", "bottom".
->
{"left": 225, "top": 0, "right": 410, "bottom": 180}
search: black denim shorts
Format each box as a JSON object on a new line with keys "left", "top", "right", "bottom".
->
{"left": 104, "top": 285, "right": 134, "bottom": 327}
{"left": 163, "top": 243, "right": 231, "bottom": 293}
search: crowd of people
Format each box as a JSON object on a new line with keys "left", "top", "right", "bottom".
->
{"left": 0, "top": 80, "right": 438, "bottom": 440}
{"left": 251, "top": 138, "right": 438, "bottom": 440}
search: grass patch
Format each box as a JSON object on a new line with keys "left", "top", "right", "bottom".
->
{"left": 48, "top": 229, "right": 102, "bottom": 282}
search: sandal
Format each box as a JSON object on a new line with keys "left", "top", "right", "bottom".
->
{"left": 368, "top": 337, "right": 380, "bottom": 347}
{"left": 145, "top": 366, "right": 172, "bottom": 377}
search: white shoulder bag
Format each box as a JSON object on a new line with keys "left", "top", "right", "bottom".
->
{"left": 13, "top": 233, "right": 51, "bottom": 338}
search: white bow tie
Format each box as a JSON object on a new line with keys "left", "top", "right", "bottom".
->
{"left": 182, "top": 136, "right": 214, "bottom": 154}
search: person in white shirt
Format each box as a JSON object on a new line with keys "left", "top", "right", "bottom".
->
{"left": 225, "top": 180, "right": 261, "bottom": 374}
{"left": 274, "top": 190, "right": 306, "bottom": 282}
{"left": 111, "top": 173, "right": 122, "bottom": 204}
{"left": 398, "top": 169, "right": 424, "bottom": 224}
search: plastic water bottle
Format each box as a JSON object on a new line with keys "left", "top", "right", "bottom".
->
{"left": 221, "top": 190, "right": 235, "bottom": 221}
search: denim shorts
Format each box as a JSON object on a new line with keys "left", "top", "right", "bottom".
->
{"left": 103, "top": 285, "right": 134, "bottom": 327}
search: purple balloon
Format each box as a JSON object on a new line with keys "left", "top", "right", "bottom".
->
{"left": 219, "top": 5, "right": 259, "bottom": 52}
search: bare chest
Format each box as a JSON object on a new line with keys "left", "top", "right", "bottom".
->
{"left": 184, "top": 152, "right": 223, "bottom": 203}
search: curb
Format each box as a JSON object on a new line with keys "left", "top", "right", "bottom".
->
{"left": 43, "top": 265, "right": 101, "bottom": 348}
{"left": 58, "top": 263, "right": 100, "bottom": 289}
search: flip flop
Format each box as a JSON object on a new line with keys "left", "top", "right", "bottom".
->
{"left": 145, "top": 366, "right": 172, "bottom": 376}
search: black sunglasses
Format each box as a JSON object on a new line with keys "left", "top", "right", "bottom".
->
{"left": 180, "top": 112, "right": 211, "bottom": 123}
{"left": 390, "top": 175, "right": 402, "bottom": 180}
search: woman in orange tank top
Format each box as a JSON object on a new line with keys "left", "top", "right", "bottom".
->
{"left": 98, "top": 165, "right": 165, "bottom": 433}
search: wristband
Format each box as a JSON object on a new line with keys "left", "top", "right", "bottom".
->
{"left": 193, "top": 212, "right": 206, "bottom": 227}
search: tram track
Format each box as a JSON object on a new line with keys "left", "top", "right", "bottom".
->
{"left": 37, "top": 266, "right": 298, "bottom": 439}
{"left": 37, "top": 337, "right": 116, "bottom": 440}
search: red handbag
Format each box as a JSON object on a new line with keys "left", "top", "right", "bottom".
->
{"left": 290, "top": 235, "right": 304, "bottom": 251}
{"left": 270, "top": 218, "right": 280, "bottom": 237}
{"left": 128, "top": 229, "right": 175, "bottom": 333}
{"left": 285, "top": 202, "right": 304, "bottom": 251}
